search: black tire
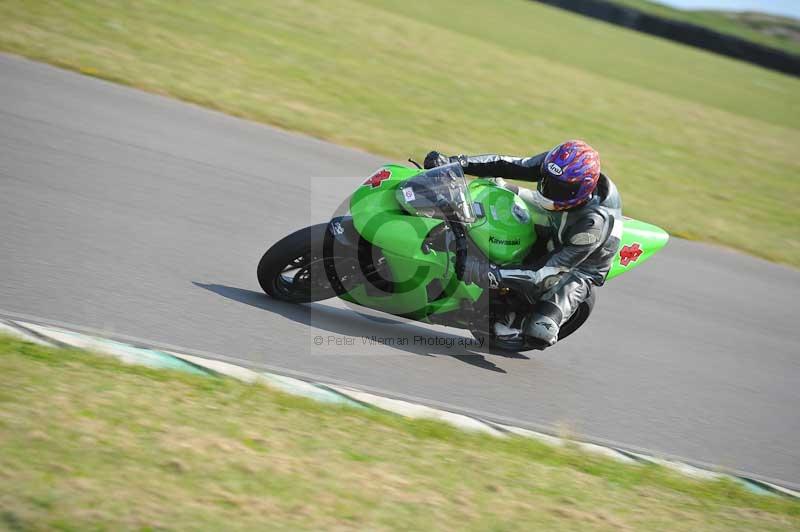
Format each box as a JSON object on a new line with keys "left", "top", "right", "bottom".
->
{"left": 470, "top": 289, "right": 596, "bottom": 352}
{"left": 557, "top": 288, "right": 596, "bottom": 341}
{"left": 257, "top": 224, "right": 338, "bottom": 303}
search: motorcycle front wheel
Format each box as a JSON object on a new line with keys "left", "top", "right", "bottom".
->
{"left": 257, "top": 223, "right": 342, "bottom": 303}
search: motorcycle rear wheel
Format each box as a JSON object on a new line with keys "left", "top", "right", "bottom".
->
{"left": 471, "top": 289, "right": 596, "bottom": 352}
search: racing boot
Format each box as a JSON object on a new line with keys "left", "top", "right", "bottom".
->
{"left": 488, "top": 312, "right": 525, "bottom": 351}
{"left": 493, "top": 312, "right": 520, "bottom": 338}
{"left": 523, "top": 314, "right": 560, "bottom": 346}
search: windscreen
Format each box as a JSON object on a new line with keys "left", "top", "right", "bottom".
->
{"left": 396, "top": 163, "right": 476, "bottom": 223}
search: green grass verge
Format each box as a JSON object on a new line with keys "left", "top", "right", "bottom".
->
{"left": 1, "top": 335, "right": 799, "bottom": 530}
{"left": 1, "top": 0, "right": 799, "bottom": 266}
{"left": 606, "top": 0, "right": 800, "bottom": 56}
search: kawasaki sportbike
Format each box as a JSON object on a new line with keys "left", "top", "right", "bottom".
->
{"left": 258, "top": 162, "right": 668, "bottom": 351}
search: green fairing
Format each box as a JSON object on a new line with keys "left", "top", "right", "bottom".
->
{"left": 349, "top": 165, "right": 481, "bottom": 320}
{"left": 467, "top": 179, "right": 543, "bottom": 265}
{"left": 606, "top": 218, "right": 670, "bottom": 281}
{"left": 347, "top": 165, "right": 668, "bottom": 320}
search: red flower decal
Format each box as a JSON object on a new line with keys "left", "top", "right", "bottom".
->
{"left": 619, "top": 243, "right": 643, "bottom": 267}
{"left": 363, "top": 168, "right": 391, "bottom": 188}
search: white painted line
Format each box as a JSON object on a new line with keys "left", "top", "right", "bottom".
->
{"left": 760, "top": 482, "right": 800, "bottom": 499}
{"left": 261, "top": 374, "right": 363, "bottom": 406}
{"left": 0, "top": 320, "right": 57, "bottom": 346}
{"left": 327, "top": 384, "right": 503, "bottom": 436}
{"left": 496, "top": 424, "right": 565, "bottom": 447}
{"left": 575, "top": 442, "right": 637, "bottom": 464}
{"left": 164, "top": 352, "right": 361, "bottom": 405}
{"left": 484, "top": 424, "right": 637, "bottom": 464}
{"left": 17, "top": 322, "right": 110, "bottom": 351}
{"left": 627, "top": 452, "right": 723, "bottom": 480}
{"left": 17, "top": 321, "right": 204, "bottom": 373}
{"left": 166, "top": 351, "right": 265, "bottom": 382}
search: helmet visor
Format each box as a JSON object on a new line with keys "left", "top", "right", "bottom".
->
{"left": 539, "top": 176, "right": 582, "bottom": 202}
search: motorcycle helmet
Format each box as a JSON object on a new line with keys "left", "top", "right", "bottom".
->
{"left": 535, "top": 140, "right": 600, "bottom": 211}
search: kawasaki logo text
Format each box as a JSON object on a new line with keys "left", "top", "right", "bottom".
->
{"left": 489, "top": 236, "right": 520, "bottom": 245}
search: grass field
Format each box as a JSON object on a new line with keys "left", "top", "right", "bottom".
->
{"left": 1, "top": 335, "right": 798, "bottom": 530}
{"left": 607, "top": 0, "right": 800, "bottom": 56}
{"left": 1, "top": 0, "right": 798, "bottom": 266}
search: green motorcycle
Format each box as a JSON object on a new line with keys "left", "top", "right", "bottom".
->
{"left": 258, "top": 162, "right": 668, "bottom": 351}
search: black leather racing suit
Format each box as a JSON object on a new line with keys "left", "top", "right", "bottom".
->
{"left": 451, "top": 152, "right": 623, "bottom": 333}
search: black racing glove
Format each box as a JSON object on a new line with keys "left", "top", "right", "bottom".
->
{"left": 423, "top": 150, "right": 452, "bottom": 169}
{"left": 461, "top": 256, "right": 503, "bottom": 290}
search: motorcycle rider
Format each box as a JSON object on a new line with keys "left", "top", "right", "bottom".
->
{"left": 423, "top": 140, "right": 622, "bottom": 348}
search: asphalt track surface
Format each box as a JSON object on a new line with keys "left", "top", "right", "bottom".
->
{"left": 2, "top": 54, "right": 799, "bottom": 488}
